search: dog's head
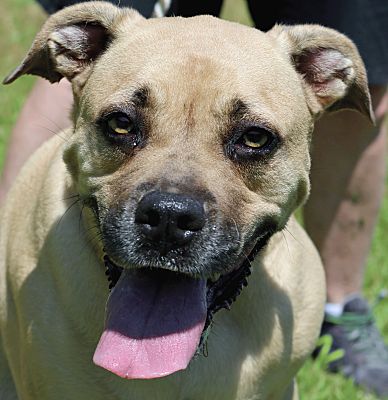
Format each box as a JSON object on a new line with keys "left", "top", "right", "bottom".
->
{"left": 5, "top": 1, "right": 372, "bottom": 380}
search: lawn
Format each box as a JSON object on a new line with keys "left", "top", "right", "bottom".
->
{"left": 0, "top": 0, "right": 387, "bottom": 399}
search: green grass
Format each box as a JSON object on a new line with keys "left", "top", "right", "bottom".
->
{"left": 0, "top": 0, "right": 387, "bottom": 399}
{"left": 0, "top": 0, "right": 45, "bottom": 170}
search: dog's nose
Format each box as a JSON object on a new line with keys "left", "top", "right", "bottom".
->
{"left": 134, "top": 191, "right": 206, "bottom": 250}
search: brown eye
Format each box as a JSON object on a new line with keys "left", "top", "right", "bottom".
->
{"left": 107, "top": 114, "right": 134, "bottom": 135}
{"left": 242, "top": 131, "right": 270, "bottom": 148}
{"left": 228, "top": 126, "right": 279, "bottom": 161}
{"left": 102, "top": 112, "right": 140, "bottom": 151}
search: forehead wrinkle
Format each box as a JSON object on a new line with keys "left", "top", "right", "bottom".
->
{"left": 149, "top": 58, "right": 225, "bottom": 138}
{"left": 223, "top": 97, "right": 284, "bottom": 135}
{"left": 92, "top": 84, "right": 154, "bottom": 119}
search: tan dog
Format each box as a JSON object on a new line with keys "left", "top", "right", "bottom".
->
{"left": 0, "top": 2, "right": 373, "bottom": 399}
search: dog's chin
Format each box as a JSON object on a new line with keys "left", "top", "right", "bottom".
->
{"left": 93, "top": 232, "right": 272, "bottom": 380}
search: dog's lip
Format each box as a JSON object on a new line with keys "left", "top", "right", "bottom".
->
{"left": 103, "top": 230, "right": 269, "bottom": 280}
{"left": 103, "top": 239, "right": 251, "bottom": 289}
{"left": 103, "top": 228, "right": 273, "bottom": 317}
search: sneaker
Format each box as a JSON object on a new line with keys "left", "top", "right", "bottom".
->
{"left": 320, "top": 295, "right": 388, "bottom": 397}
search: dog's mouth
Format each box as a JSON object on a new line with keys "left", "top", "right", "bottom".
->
{"left": 93, "top": 232, "right": 272, "bottom": 380}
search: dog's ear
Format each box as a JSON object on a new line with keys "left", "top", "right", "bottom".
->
{"left": 268, "top": 24, "right": 374, "bottom": 123}
{"left": 3, "top": 2, "right": 143, "bottom": 86}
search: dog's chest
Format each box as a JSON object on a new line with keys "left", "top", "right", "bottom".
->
{"left": 88, "top": 315, "right": 269, "bottom": 400}
{"left": 96, "top": 357, "right": 262, "bottom": 400}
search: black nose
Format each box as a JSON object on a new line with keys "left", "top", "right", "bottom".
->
{"left": 134, "top": 191, "right": 206, "bottom": 250}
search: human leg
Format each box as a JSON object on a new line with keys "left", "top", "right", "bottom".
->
{"left": 304, "top": 86, "right": 387, "bottom": 303}
{"left": 305, "top": 85, "right": 388, "bottom": 395}
{"left": 303, "top": 85, "right": 388, "bottom": 396}
{"left": 0, "top": 78, "right": 72, "bottom": 203}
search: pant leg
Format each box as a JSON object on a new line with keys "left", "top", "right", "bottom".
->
{"left": 172, "top": 0, "right": 223, "bottom": 17}
{"left": 36, "top": 0, "right": 159, "bottom": 17}
{"left": 247, "top": 0, "right": 388, "bottom": 84}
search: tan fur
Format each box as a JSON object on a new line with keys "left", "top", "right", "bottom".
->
{"left": 0, "top": 2, "right": 372, "bottom": 399}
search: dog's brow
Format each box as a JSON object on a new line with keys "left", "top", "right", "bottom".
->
{"left": 225, "top": 98, "right": 278, "bottom": 134}
{"left": 132, "top": 86, "right": 150, "bottom": 108}
{"left": 228, "top": 99, "right": 250, "bottom": 120}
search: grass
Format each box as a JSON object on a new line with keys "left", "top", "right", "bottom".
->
{"left": 0, "top": 0, "right": 45, "bottom": 170}
{"left": 0, "top": 0, "right": 387, "bottom": 399}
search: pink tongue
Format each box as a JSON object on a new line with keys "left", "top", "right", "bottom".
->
{"left": 93, "top": 269, "right": 207, "bottom": 379}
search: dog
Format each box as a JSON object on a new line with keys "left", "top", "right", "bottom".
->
{"left": 0, "top": 2, "right": 373, "bottom": 399}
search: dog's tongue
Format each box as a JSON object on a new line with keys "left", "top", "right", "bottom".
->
{"left": 93, "top": 268, "right": 207, "bottom": 379}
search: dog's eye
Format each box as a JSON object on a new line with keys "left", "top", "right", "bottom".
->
{"left": 228, "top": 127, "right": 279, "bottom": 161}
{"left": 101, "top": 112, "right": 140, "bottom": 152}
{"left": 242, "top": 131, "right": 270, "bottom": 149}
{"left": 107, "top": 114, "right": 134, "bottom": 135}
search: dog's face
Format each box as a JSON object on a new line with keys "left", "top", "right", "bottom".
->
{"left": 5, "top": 1, "right": 372, "bottom": 381}
{"left": 66, "top": 16, "right": 316, "bottom": 278}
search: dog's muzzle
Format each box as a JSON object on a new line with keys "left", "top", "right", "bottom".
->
{"left": 92, "top": 190, "right": 274, "bottom": 380}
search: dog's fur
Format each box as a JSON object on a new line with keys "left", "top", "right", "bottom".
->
{"left": 0, "top": 2, "right": 373, "bottom": 399}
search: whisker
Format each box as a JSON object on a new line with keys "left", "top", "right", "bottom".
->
{"left": 63, "top": 194, "right": 80, "bottom": 201}
{"left": 55, "top": 198, "right": 81, "bottom": 232}
{"left": 240, "top": 248, "right": 253, "bottom": 268}
{"left": 40, "top": 193, "right": 79, "bottom": 206}
{"left": 81, "top": 231, "right": 103, "bottom": 254}
{"left": 281, "top": 230, "right": 291, "bottom": 260}
{"left": 84, "top": 224, "right": 100, "bottom": 233}
{"left": 78, "top": 201, "right": 86, "bottom": 233}
{"left": 35, "top": 123, "right": 69, "bottom": 142}
{"left": 231, "top": 217, "right": 241, "bottom": 243}
{"left": 37, "top": 112, "right": 70, "bottom": 132}
{"left": 284, "top": 226, "right": 305, "bottom": 249}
